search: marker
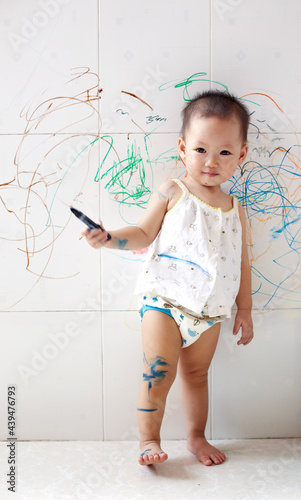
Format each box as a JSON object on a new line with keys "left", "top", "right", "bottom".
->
{"left": 70, "top": 207, "right": 111, "bottom": 240}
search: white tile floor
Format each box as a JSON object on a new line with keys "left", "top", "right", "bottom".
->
{"left": 0, "top": 439, "right": 300, "bottom": 500}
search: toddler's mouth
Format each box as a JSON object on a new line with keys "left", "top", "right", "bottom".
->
{"left": 204, "top": 172, "right": 218, "bottom": 177}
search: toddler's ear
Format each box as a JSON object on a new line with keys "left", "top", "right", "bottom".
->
{"left": 178, "top": 136, "right": 186, "bottom": 164}
{"left": 238, "top": 143, "right": 248, "bottom": 164}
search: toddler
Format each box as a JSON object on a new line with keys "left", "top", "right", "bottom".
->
{"left": 82, "top": 90, "right": 254, "bottom": 466}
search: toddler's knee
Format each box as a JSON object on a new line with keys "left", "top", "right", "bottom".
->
{"left": 154, "top": 366, "right": 177, "bottom": 388}
{"left": 179, "top": 367, "right": 208, "bottom": 385}
{"left": 166, "top": 367, "right": 177, "bottom": 385}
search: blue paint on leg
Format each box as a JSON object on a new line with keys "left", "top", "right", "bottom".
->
{"left": 140, "top": 448, "right": 152, "bottom": 457}
{"left": 143, "top": 355, "right": 170, "bottom": 396}
{"left": 137, "top": 408, "right": 158, "bottom": 412}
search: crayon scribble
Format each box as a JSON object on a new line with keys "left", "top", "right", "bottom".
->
{"left": 121, "top": 90, "right": 153, "bottom": 110}
{"left": 158, "top": 76, "right": 301, "bottom": 309}
{"left": 228, "top": 143, "right": 301, "bottom": 309}
{"left": 1, "top": 68, "right": 165, "bottom": 309}
{"left": 94, "top": 136, "right": 152, "bottom": 212}
{"left": 143, "top": 354, "right": 169, "bottom": 397}
{"left": 1, "top": 68, "right": 301, "bottom": 311}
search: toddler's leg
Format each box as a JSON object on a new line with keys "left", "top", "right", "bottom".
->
{"left": 178, "top": 323, "right": 226, "bottom": 466}
{"left": 137, "top": 310, "right": 182, "bottom": 465}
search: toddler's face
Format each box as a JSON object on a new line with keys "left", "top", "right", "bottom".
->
{"left": 178, "top": 115, "right": 248, "bottom": 187}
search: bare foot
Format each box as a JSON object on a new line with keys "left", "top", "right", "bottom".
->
{"left": 187, "top": 437, "right": 226, "bottom": 466}
{"left": 138, "top": 442, "right": 168, "bottom": 465}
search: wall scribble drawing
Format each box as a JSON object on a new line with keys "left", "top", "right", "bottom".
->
{"left": 1, "top": 0, "right": 301, "bottom": 454}
{"left": 1, "top": 67, "right": 301, "bottom": 311}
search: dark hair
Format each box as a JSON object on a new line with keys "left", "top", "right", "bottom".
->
{"left": 181, "top": 90, "right": 250, "bottom": 143}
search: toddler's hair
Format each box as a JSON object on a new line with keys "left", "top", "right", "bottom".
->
{"left": 181, "top": 90, "right": 250, "bottom": 143}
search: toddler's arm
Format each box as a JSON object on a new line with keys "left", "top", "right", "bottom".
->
{"left": 82, "top": 180, "right": 177, "bottom": 251}
{"left": 233, "top": 203, "right": 254, "bottom": 346}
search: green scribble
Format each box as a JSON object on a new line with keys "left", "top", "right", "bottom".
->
{"left": 85, "top": 73, "right": 301, "bottom": 314}
{"left": 159, "top": 72, "right": 229, "bottom": 101}
{"left": 94, "top": 135, "right": 114, "bottom": 183}
{"left": 158, "top": 71, "right": 259, "bottom": 107}
{"left": 151, "top": 148, "right": 180, "bottom": 167}
{"left": 96, "top": 135, "right": 152, "bottom": 210}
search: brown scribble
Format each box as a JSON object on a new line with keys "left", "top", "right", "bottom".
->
{"left": 1, "top": 68, "right": 107, "bottom": 309}
{"left": 1, "top": 68, "right": 164, "bottom": 310}
{"left": 1, "top": 178, "right": 15, "bottom": 187}
{"left": 121, "top": 90, "right": 153, "bottom": 110}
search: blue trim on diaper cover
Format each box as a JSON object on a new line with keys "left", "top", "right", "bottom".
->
{"left": 140, "top": 304, "right": 173, "bottom": 319}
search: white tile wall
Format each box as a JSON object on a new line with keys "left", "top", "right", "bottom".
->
{"left": 0, "top": 0, "right": 99, "bottom": 134}
{"left": 212, "top": 0, "right": 301, "bottom": 132}
{"left": 212, "top": 310, "right": 301, "bottom": 438}
{"left": 99, "top": 0, "right": 210, "bottom": 134}
{"left": 1, "top": 0, "right": 300, "bottom": 441}
{"left": 0, "top": 133, "right": 101, "bottom": 311}
{"left": 0, "top": 311, "right": 103, "bottom": 440}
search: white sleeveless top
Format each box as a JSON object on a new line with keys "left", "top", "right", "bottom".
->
{"left": 135, "top": 179, "right": 242, "bottom": 318}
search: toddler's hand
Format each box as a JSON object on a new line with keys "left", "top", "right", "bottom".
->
{"left": 233, "top": 309, "right": 253, "bottom": 346}
{"left": 81, "top": 221, "right": 110, "bottom": 249}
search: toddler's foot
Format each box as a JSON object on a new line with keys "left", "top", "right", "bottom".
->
{"left": 138, "top": 442, "right": 168, "bottom": 465}
{"left": 187, "top": 437, "right": 226, "bottom": 466}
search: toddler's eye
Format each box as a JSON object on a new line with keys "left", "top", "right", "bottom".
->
{"left": 220, "top": 150, "right": 231, "bottom": 155}
{"left": 196, "top": 147, "right": 206, "bottom": 153}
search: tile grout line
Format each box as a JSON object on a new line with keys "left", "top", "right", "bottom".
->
{"left": 209, "top": 0, "right": 212, "bottom": 90}
{"left": 98, "top": 0, "right": 105, "bottom": 443}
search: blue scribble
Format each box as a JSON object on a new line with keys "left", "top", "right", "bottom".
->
{"left": 227, "top": 144, "right": 301, "bottom": 308}
{"left": 140, "top": 448, "right": 152, "bottom": 457}
{"left": 97, "top": 75, "right": 301, "bottom": 310}
{"left": 137, "top": 408, "right": 158, "bottom": 412}
{"left": 143, "top": 355, "right": 169, "bottom": 395}
{"left": 157, "top": 253, "right": 211, "bottom": 277}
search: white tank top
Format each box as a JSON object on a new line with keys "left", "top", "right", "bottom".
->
{"left": 135, "top": 179, "right": 242, "bottom": 318}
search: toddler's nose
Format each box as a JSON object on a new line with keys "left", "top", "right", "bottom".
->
{"left": 205, "top": 155, "right": 218, "bottom": 168}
